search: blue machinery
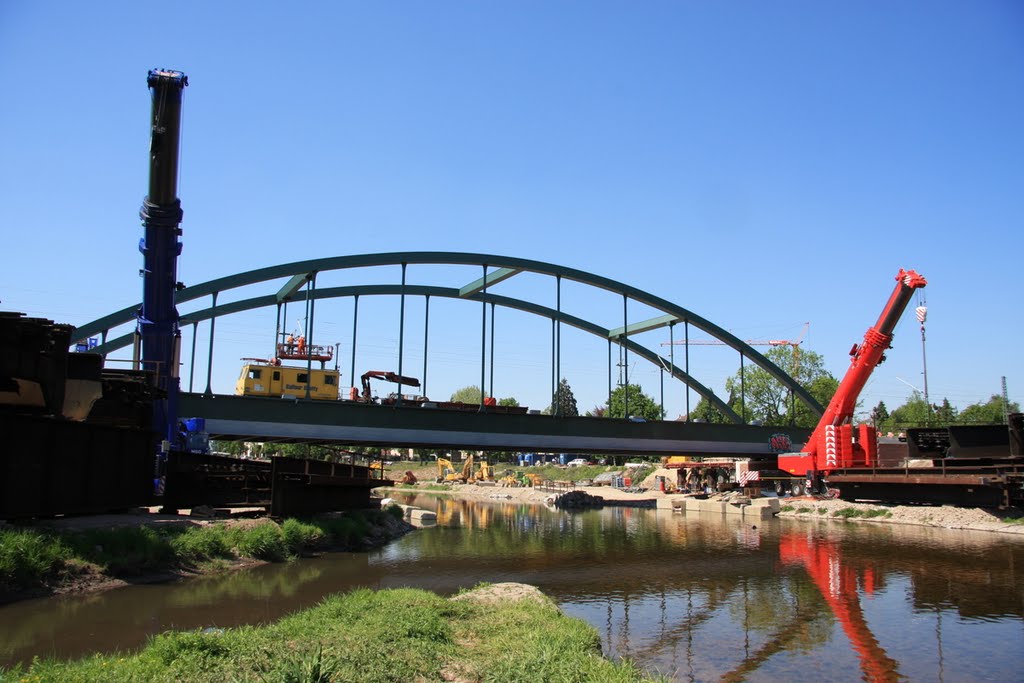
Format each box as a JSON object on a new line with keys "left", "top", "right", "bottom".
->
{"left": 136, "top": 69, "right": 188, "bottom": 453}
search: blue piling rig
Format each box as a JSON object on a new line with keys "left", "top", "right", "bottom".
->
{"left": 137, "top": 69, "right": 188, "bottom": 489}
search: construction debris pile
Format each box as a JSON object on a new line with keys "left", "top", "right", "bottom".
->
{"left": 549, "top": 491, "right": 604, "bottom": 509}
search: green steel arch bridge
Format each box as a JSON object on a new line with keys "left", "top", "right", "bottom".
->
{"left": 73, "top": 252, "right": 817, "bottom": 457}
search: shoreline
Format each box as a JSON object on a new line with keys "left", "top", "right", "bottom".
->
{"left": 386, "top": 465, "right": 1024, "bottom": 536}
{"left": 0, "top": 510, "right": 415, "bottom": 607}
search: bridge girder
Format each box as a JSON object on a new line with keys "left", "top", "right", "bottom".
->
{"left": 73, "top": 252, "right": 822, "bottom": 423}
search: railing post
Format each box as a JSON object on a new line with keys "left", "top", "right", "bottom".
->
{"left": 204, "top": 292, "right": 217, "bottom": 396}
{"left": 480, "top": 264, "right": 487, "bottom": 410}
{"left": 423, "top": 295, "right": 430, "bottom": 400}
{"left": 398, "top": 263, "right": 407, "bottom": 406}
{"left": 350, "top": 295, "right": 359, "bottom": 397}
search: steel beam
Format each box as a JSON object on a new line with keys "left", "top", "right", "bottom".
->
{"left": 179, "top": 393, "right": 809, "bottom": 456}
{"left": 277, "top": 273, "right": 313, "bottom": 302}
{"left": 459, "top": 267, "right": 520, "bottom": 296}
{"left": 608, "top": 314, "right": 680, "bottom": 338}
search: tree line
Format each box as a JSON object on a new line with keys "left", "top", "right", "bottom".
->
{"left": 687, "top": 346, "right": 1018, "bottom": 432}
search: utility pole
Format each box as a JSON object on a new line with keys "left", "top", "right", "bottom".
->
{"left": 1002, "top": 376, "right": 1010, "bottom": 425}
{"left": 916, "top": 297, "right": 930, "bottom": 409}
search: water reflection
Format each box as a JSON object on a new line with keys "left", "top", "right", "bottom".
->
{"left": 2, "top": 494, "right": 1022, "bottom": 682}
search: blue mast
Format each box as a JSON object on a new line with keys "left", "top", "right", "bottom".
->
{"left": 138, "top": 69, "right": 188, "bottom": 460}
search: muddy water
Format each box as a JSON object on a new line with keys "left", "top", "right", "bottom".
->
{"left": 2, "top": 495, "right": 1023, "bottom": 682}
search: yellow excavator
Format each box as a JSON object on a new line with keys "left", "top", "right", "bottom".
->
{"left": 475, "top": 460, "right": 494, "bottom": 483}
{"left": 436, "top": 457, "right": 456, "bottom": 482}
{"left": 436, "top": 455, "right": 475, "bottom": 483}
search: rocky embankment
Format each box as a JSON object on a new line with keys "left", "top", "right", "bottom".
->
{"left": 775, "top": 496, "right": 1024, "bottom": 533}
{"left": 393, "top": 466, "right": 1024, "bottom": 536}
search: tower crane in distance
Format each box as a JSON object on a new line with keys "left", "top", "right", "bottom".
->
{"left": 660, "top": 322, "right": 809, "bottom": 350}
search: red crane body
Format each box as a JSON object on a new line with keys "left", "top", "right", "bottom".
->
{"left": 778, "top": 269, "right": 927, "bottom": 477}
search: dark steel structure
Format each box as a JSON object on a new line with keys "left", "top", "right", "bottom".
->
{"left": 163, "top": 451, "right": 385, "bottom": 517}
{"left": 0, "top": 313, "right": 155, "bottom": 517}
{"left": 827, "top": 419, "right": 1024, "bottom": 507}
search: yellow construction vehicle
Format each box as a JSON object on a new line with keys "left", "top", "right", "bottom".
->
{"left": 436, "top": 455, "right": 475, "bottom": 483}
{"left": 459, "top": 454, "right": 475, "bottom": 483}
{"left": 436, "top": 457, "right": 457, "bottom": 482}
{"left": 476, "top": 460, "right": 494, "bottom": 482}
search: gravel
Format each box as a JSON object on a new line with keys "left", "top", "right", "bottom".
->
{"left": 775, "top": 497, "right": 1024, "bottom": 534}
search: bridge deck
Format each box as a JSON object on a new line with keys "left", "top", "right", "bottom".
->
{"left": 179, "top": 394, "right": 810, "bottom": 457}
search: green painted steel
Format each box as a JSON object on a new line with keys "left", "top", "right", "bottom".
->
{"left": 608, "top": 313, "right": 680, "bottom": 338}
{"left": 459, "top": 267, "right": 521, "bottom": 297}
{"left": 276, "top": 273, "right": 313, "bottom": 302}
{"left": 72, "top": 252, "right": 822, "bottom": 422}
{"left": 85, "top": 284, "right": 740, "bottom": 420}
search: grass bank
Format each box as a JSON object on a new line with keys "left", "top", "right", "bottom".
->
{"left": 0, "top": 508, "right": 408, "bottom": 602}
{"left": 0, "top": 583, "right": 665, "bottom": 683}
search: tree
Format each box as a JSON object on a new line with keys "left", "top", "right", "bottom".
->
{"left": 607, "top": 383, "right": 664, "bottom": 421}
{"left": 450, "top": 385, "right": 483, "bottom": 403}
{"left": 545, "top": 378, "right": 579, "bottom": 417}
{"left": 886, "top": 391, "right": 932, "bottom": 431}
{"left": 959, "top": 394, "right": 1020, "bottom": 425}
{"left": 722, "top": 346, "right": 837, "bottom": 428}
{"left": 497, "top": 397, "right": 520, "bottom": 407}
{"left": 212, "top": 440, "right": 245, "bottom": 457}
{"left": 933, "top": 398, "right": 958, "bottom": 425}
{"left": 870, "top": 401, "right": 890, "bottom": 430}
{"left": 689, "top": 395, "right": 732, "bottom": 423}
{"left": 586, "top": 404, "right": 607, "bottom": 418}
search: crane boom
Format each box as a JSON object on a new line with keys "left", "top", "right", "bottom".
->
{"left": 359, "top": 370, "right": 421, "bottom": 403}
{"left": 779, "top": 269, "right": 926, "bottom": 478}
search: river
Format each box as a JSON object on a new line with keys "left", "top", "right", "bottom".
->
{"left": 2, "top": 494, "right": 1023, "bottom": 682}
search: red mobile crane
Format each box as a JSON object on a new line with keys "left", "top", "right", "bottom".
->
{"left": 777, "top": 269, "right": 927, "bottom": 488}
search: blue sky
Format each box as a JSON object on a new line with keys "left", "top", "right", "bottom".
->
{"left": 1, "top": 2, "right": 1021, "bottom": 420}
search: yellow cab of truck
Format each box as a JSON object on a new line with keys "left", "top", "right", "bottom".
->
{"left": 235, "top": 361, "right": 340, "bottom": 400}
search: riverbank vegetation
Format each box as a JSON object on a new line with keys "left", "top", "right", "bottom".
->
{"left": 0, "top": 509, "right": 406, "bottom": 601}
{"left": 394, "top": 462, "right": 656, "bottom": 489}
{"left": 1, "top": 584, "right": 665, "bottom": 683}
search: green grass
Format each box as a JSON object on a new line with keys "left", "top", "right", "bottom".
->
{"left": 832, "top": 507, "right": 893, "bottom": 519}
{"left": 780, "top": 505, "right": 794, "bottom": 512}
{"left": 1, "top": 586, "right": 666, "bottom": 682}
{"left": 795, "top": 507, "right": 813, "bottom": 514}
{"left": 0, "top": 528, "right": 74, "bottom": 587}
{"left": 0, "top": 511, "right": 403, "bottom": 595}
{"left": 63, "top": 526, "right": 177, "bottom": 574}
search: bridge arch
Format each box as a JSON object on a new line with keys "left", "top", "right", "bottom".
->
{"left": 73, "top": 252, "right": 822, "bottom": 424}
